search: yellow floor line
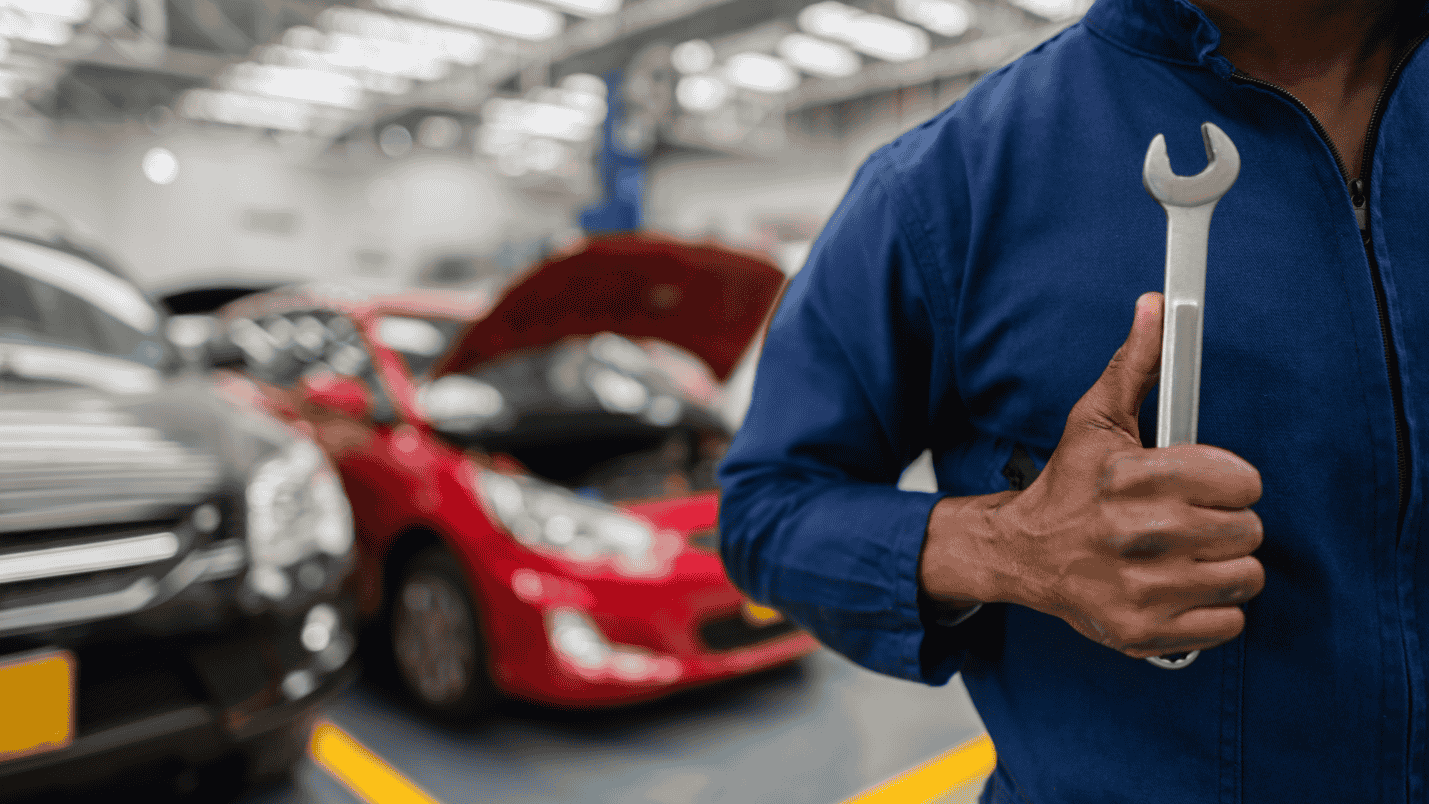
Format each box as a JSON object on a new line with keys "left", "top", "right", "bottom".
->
{"left": 843, "top": 733, "right": 997, "bottom": 804}
{"left": 309, "top": 720, "right": 443, "bottom": 804}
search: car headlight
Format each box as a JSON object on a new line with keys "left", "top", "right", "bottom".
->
{"left": 472, "top": 467, "right": 655, "bottom": 566}
{"left": 246, "top": 439, "right": 354, "bottom": 599}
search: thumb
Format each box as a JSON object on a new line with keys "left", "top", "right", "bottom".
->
{"left": 1073, "top": 292, "right": 1163, "bottom": 441}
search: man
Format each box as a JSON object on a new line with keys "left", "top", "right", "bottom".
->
{"left": 718, "top": 1, "right": 1429, "bottom": 801}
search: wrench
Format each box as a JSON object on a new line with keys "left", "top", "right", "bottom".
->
{"left": 1140, "top": 121, "right": 1241, "bottom": 670}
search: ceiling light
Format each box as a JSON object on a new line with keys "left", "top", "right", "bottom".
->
{"left": 325, "top": 33, "right": 450, "bottom": 80}
{"left": 725, "top": 53, "right": 800, "bottom": 94}
{"left": 674, "top": 75, "right": 728, "bottom": 111}
{"left": 222, "top": 63, "right": 365, "bottom": 109}
{"left": 671, "top": 40, "right": 715, "bottom": 75}
{"left": 0, "top": 12, "right": 75, "bottom": 46}
{"left": 777, "top": 34, "right": 860, "bottom": 78}
{"left": 0, "top": 0, "right": 90, "bottom": 22}
{"left": 376, "top": 0, "right": 562, "bottom": 41}
{"left": 1007, "top": 0, "right": 1091, "bottom": 19}
{"left": 141, "top": 147, "right": 179, "bottom": 186}
{"left": 895, "top": 0, "right": 973, "bottom": 38}
{"left": 318, "top": 8, "right": 487, "bottom": 64}
{"left": 484, "top": 98, "right": 598, "bottom": 141}
{"left": 560, "top": 73, "right": 607, "bottom": 98}
{"left": 797, "top": 1, "right": 930, "bottom": 62}
{"left": 538, "top": 0, "right": 621, "bottom": 16}
{"left": 179, "top": 89, "right": 318, "bottom": 132}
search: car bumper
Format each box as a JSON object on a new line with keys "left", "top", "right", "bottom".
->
{"left": 0, "top": 596, "right": 358, "bottom": 800}
{"left": 481, "top": 561, "right": 819, "bottom": 709}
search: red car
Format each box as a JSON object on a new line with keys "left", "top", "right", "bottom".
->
{"left": 213, "top": 234, "right": 816, "bottom": 718}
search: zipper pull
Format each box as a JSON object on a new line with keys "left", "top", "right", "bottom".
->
{"left": 1349, "top": 178, "right": 1369, "bottom": 235}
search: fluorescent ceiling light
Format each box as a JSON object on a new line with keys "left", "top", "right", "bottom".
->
{"left": 725, "top": 53, "right": 800, "bottom": 94}
{"left": 222, "top": 63, "right": 365, "bottom": 109}
{"left": 316, "top": 9, "right": 487, "bottom": 66}
{"left": 0, "top": 0, "right": 90, "bottom": 24}
{"left": 895, "top": 0, "right": 972, "bottom": 38}
{"left": 560, "top": 72, "right": 606, "bottom": 98}
{"left": 671, "top": 39, "right": 715, "bottom": 75}
{"left": 484, "top": 97, "right": 598, "bottom": 141}
{"left": 538, "top": 0, "right": 621, "bottom": 16}
{"left": 777, "top": 33, "right": 860, "bottom": 78}
{"left": 1006, "top": 0, "right": 1091, "bottom": 20}
{"left": 324, "top": 33, "right": 450, "bottom": 80}
{"left": 675, "top": 75, "right": 728, "bottom": 111}
{"left": 179, "top": 89, "right": 318, "bottom": 133}
{"left": 376, "top": 0, "right": 562, "bottom": 41}
{"left": 0, "top": 12, "right": 76, "bottom": 46}
{"left": 798, "top": 1, "right": 930, "bottom": 62}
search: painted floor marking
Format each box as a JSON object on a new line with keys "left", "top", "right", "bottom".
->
{"left": 309, "top": 720, "right": 443, "bottom": 804}
{"left": 843, "top": 733, "right": 996, "bottom": 804}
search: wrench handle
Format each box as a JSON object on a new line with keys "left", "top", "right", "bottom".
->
{"left": 1149, "top": 204, "right": 1217, "bottom": 670}
{"left": 1155, "top": 204, "right": 1214, "bottom": 450}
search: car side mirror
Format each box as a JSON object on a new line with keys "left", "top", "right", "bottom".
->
{"left": 301, "top": 374, "right": 373, "bottom": 420}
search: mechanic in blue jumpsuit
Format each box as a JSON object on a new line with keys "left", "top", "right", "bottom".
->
{"left": 718, "top": 0, "right": 1429, "bottom": 800}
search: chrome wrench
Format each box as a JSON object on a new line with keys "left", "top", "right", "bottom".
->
{"left": 1140, "top": 121, "right": 1241, "bottom": 670}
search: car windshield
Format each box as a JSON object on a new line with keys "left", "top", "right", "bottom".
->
{"left": 0, "top": 236, "right": 171, "bottom": 373}
{"left": 375, "top": 314, "right": 468, "bottom": 377}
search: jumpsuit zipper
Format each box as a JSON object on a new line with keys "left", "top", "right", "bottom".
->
{"left": 1233, "top": 29, "right": 1429, "bottom": 800}
{"left": 1232, "top": 26, "right": 1429, "bottom": 528}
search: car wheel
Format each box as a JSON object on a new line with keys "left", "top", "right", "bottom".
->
{"left": 390, "top": 546, "right": 497, "bottom": 722}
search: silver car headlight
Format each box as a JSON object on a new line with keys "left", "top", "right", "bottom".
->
{"left": 246, "top": 439, "right": 354, "bottom": 599}
{"left": 472, "top": 467, "right": 655, "bottom": 566}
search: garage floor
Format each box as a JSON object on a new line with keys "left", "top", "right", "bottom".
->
{"left": 245, "top": 650, "right": 989, "bottom": 804}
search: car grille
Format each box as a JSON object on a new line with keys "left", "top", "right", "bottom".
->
{"left": 0, "top": 407, "right": 221, "bottom": 534}
{"left": 0, "top": 406, "right": 222, "bottom": 637}
{"left": 697, "top": 612, "right": 800, "bottom": 652}
{"left": 0, "top": 517, "right": 198, "bottom": 637}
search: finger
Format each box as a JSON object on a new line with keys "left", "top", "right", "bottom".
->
{"left": 1120, "top": 606, "right": 1246, "bottom": 658}
{"left": 1069, "top": 292, "right": 1163, "bottom": 442}
{"left": 1104, "top": 444, "right": 1262, "bottom": 509}
{"left": 1122, "top": 555, "right": 1265, "bottom": 612}
{"left": 1103, "top": 506, "right": 1262, "bottom": 561}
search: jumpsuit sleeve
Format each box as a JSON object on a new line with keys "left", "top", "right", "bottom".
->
{"left": 717, "top": 149, "right": 972, "bottom": 686}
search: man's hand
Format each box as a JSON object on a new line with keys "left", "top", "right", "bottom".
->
{"left": 920, "top": 292, "right": 1265, "bottom": 659}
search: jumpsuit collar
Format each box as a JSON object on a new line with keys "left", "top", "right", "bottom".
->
{"left": 1082, "top": 0, "right": 1429, "bottom": 79}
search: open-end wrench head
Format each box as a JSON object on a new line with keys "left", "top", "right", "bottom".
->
{"left": 1142, "top": 122, "right": 1241, "bottom": 208}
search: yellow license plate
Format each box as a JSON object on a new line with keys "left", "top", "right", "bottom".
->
{"left": 741, "top": 601, "right": 784, "bottom": 626}
{"left": 0, "top": 649, "right": 75, "bottom": 762}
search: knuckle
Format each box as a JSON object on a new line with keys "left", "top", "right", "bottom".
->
{"left": 1103, "top": 455, "right": 1153, "bottom": 495}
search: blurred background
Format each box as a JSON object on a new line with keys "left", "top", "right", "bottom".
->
{"left": 0, "top": 0, "right": 1088, "bottom": 801}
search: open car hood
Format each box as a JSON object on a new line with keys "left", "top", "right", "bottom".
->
{"left": 432, "top": 234, "right": 786, "bottom": 382}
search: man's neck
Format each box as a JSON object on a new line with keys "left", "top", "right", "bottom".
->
{"left": 1188, "top": 0, "right": 1421, "bottom": 177}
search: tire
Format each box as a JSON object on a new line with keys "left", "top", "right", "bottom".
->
{"left": 389, "top": 546, "right": 497, "bottom": 723}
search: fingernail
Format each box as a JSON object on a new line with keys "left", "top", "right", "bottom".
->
{"left": 1135, "top": 293, "right": 1153, "bottom": 323}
